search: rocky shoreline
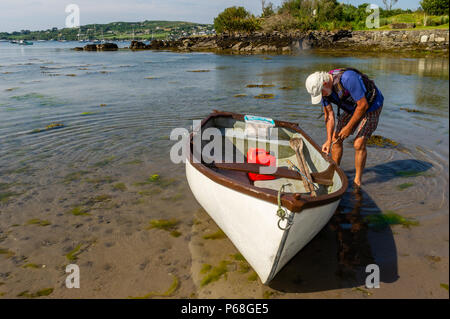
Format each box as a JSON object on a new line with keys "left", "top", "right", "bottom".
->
{"left": 74, "top": 29, "right": 449, "bottom": 55}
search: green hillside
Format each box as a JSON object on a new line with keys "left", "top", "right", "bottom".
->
{"left": 0, "top": 20, "right": 215, "bottom": 41}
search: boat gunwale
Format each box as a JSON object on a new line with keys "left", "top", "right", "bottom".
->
{"left": 188, "top": 110, "right": 349, "bottom": 213}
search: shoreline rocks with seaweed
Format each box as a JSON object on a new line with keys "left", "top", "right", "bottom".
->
{"left": 75, "top": 29, "right": 449, "bottom": 56}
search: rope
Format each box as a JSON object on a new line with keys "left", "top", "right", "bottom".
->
{"left": 277, "top": 183, "right": 293, "bottom": 231}
{"left": 286, "top": 159, "right": 318, "bottom": 191}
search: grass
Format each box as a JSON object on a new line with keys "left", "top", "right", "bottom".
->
{"left": 129, "top": 274, "right": 179, "bottom": 299}
{"left": 365, "top": 211, "right": 419, "bottom": 231}
{"left": 202, "top": 229, "right": 226, "bottom": 240}
{"left": 440, "top": 283, "right": 449, "bottom": 291}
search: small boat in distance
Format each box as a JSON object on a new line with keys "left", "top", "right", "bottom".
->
{"left": 185, "top": 110, "right": 348, "bottom": 284}
{"left": 10, "top": 40, "right": 33, "bottom": 45}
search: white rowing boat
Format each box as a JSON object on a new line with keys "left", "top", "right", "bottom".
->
{"left": 185, "top": 110, "right": 348, "bottom": 284}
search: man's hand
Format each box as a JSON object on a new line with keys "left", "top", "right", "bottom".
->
{"left": 338, "top": 125, "right": 352, "bottom": 140}
{"left": 322, "top": 140, "right": 332, "bottom": 154}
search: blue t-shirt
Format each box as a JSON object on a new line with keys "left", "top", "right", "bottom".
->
{"left": 322, "top": 70, "right": 383, "bottom": 113}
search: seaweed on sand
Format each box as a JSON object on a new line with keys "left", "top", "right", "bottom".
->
{"left": 17, "top": 288, "right": 54, "bottom": 298}
{"left": 254, "top": 94, "right": 275, "bottom": 99}
{"left": 129, "top": 274, "right": 179, "bottom": 299}
{"left": 29, "top": 123, "right": 65, "bottom": 134}
{"left": 68, "top": 206, "right": 90, "bottom": 216}
{"left": 112, "top": 183, "right": 127, "bottom": 191}
{"left": 0, "top": 248, "right": 15, "bottom": 258}
{"left": 246, "top": 84, "right": 275, "bottom": 88}
{"left": 26, "top": 219, "right": 51, "bottom": 226}
{"left": 396, "top": 183, "right": 414, "bottom": 190}
{"left": 202, "top": 229, "right": 226, "bottom": 240}
{"left": 365, "top": 211, "right": 419, "bottom": 231}
{"left": 366, "top": 135, "right": 399, "bottom": 148}
{"left": 200, "top": 260, "right": 231, "bottom": 287}
{"left": 92, "top": 156, "right": 116, "bottom": 168}
{"left": 63, "top": 170, "right": 90, "bottom": 183}
{"left": 0, "top": 191, "right": 20, "bottom": 203}
{"left": 147, "top": 219, "right": 182, "bottom": 238}
{"left": 66, "top": 244, "right": 83, "bottom": 261}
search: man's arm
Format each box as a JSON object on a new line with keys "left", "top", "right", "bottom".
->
{"left": 322, "top": 105, "right": 335, "bottom": 154}
{"left": 338, "top": 97, "right": 369, "bottom": 140}
{"left": 324, "top": 105, "right": 335, "bottom": 142}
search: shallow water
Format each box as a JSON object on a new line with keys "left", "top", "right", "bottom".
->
{"left": 0, "top": 41, "right": 448, "bottom": 298}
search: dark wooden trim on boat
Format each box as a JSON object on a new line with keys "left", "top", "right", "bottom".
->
{"left": 205, "top": 162, "right": 334, "bottom": 186}
{"left": 189, "top": 110, "right": 349, "bottom": 213}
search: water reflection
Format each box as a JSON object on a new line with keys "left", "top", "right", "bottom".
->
{"left": 269, "top": 186, "right": 399, "bottom": 293}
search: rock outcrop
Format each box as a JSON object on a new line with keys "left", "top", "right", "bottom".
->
{"left": 151, "top": 29, "right": 449, "bottom": 54}
{"left": 81, "top": 43, "right": 118, "bottom": 51}
{"left": 74, "top": 29, "right": 449, "bottom": 54}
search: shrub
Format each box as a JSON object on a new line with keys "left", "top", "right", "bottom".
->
{"left": 214, "top": 7, "right": 261, "bottom": 33}
{"left": 420, "top": 0, "right": 449, "bottom": 16}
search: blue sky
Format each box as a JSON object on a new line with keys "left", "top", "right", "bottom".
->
{"left": 0, "top": 0, "right": 422, "bottom": 32}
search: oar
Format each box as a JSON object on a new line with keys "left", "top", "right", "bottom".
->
{"left": 289, "top": 138, "right": 317, "bottom": 196}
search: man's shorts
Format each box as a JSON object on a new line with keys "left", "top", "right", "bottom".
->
{"left": 335, "top": 105, "right": 383, "bottom": 139}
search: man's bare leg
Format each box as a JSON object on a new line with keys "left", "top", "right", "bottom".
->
{"left": 353, "top": 136, "right": 367, "bottom": 187}
{"left": 331, "top": 135, "right": 343, "bottom": 165}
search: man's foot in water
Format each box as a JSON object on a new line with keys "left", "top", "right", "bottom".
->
{"left": 352, "top": 180, "right": 361, "bottom": 193}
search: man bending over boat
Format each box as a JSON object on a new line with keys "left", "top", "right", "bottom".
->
{"left": 305, "top": 68, "right": 384, "bottom": 189}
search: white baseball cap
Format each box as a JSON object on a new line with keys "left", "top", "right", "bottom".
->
{"left": 305, "top": 71, "right": 329, "bottom": 104}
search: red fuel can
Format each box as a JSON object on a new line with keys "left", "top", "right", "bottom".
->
{"left": 246, "top": 148, "right": 276, "bottom": 181}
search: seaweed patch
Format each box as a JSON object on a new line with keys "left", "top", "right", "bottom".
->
{"left": 147, "top": 219, "right": 182, "bottom": 238}
{"left": 25, "top": 219, "right": 51, "bottom": 227}
{"left": 246, "top": 84, "right": 275, "bottom": 88}
{"left": 202, "top": 229, "right": 226, "bottom": 240}
{"left": 200, "top": 260, "right": 230, "bottom": 287}
{"left": 396, "top": 183, "right": 414, "bottom": 190}
{"left": 365, "top": 211, "right": 419, "bottom": 230}
{"left": 17, "top": 288, "right": 54, "bottom": 298}
{"left": 254, "top": 94, "right": 275, "bottom": 99}
{"left": 366, "top": 135, "right": 399, "bottom": 148}
{"left": 129, "top": 274, "right": 179, "bottom": 299}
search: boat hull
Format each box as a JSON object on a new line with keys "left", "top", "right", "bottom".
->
{"left": 186, "top": 159, "right": 341, "bottom": 284}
